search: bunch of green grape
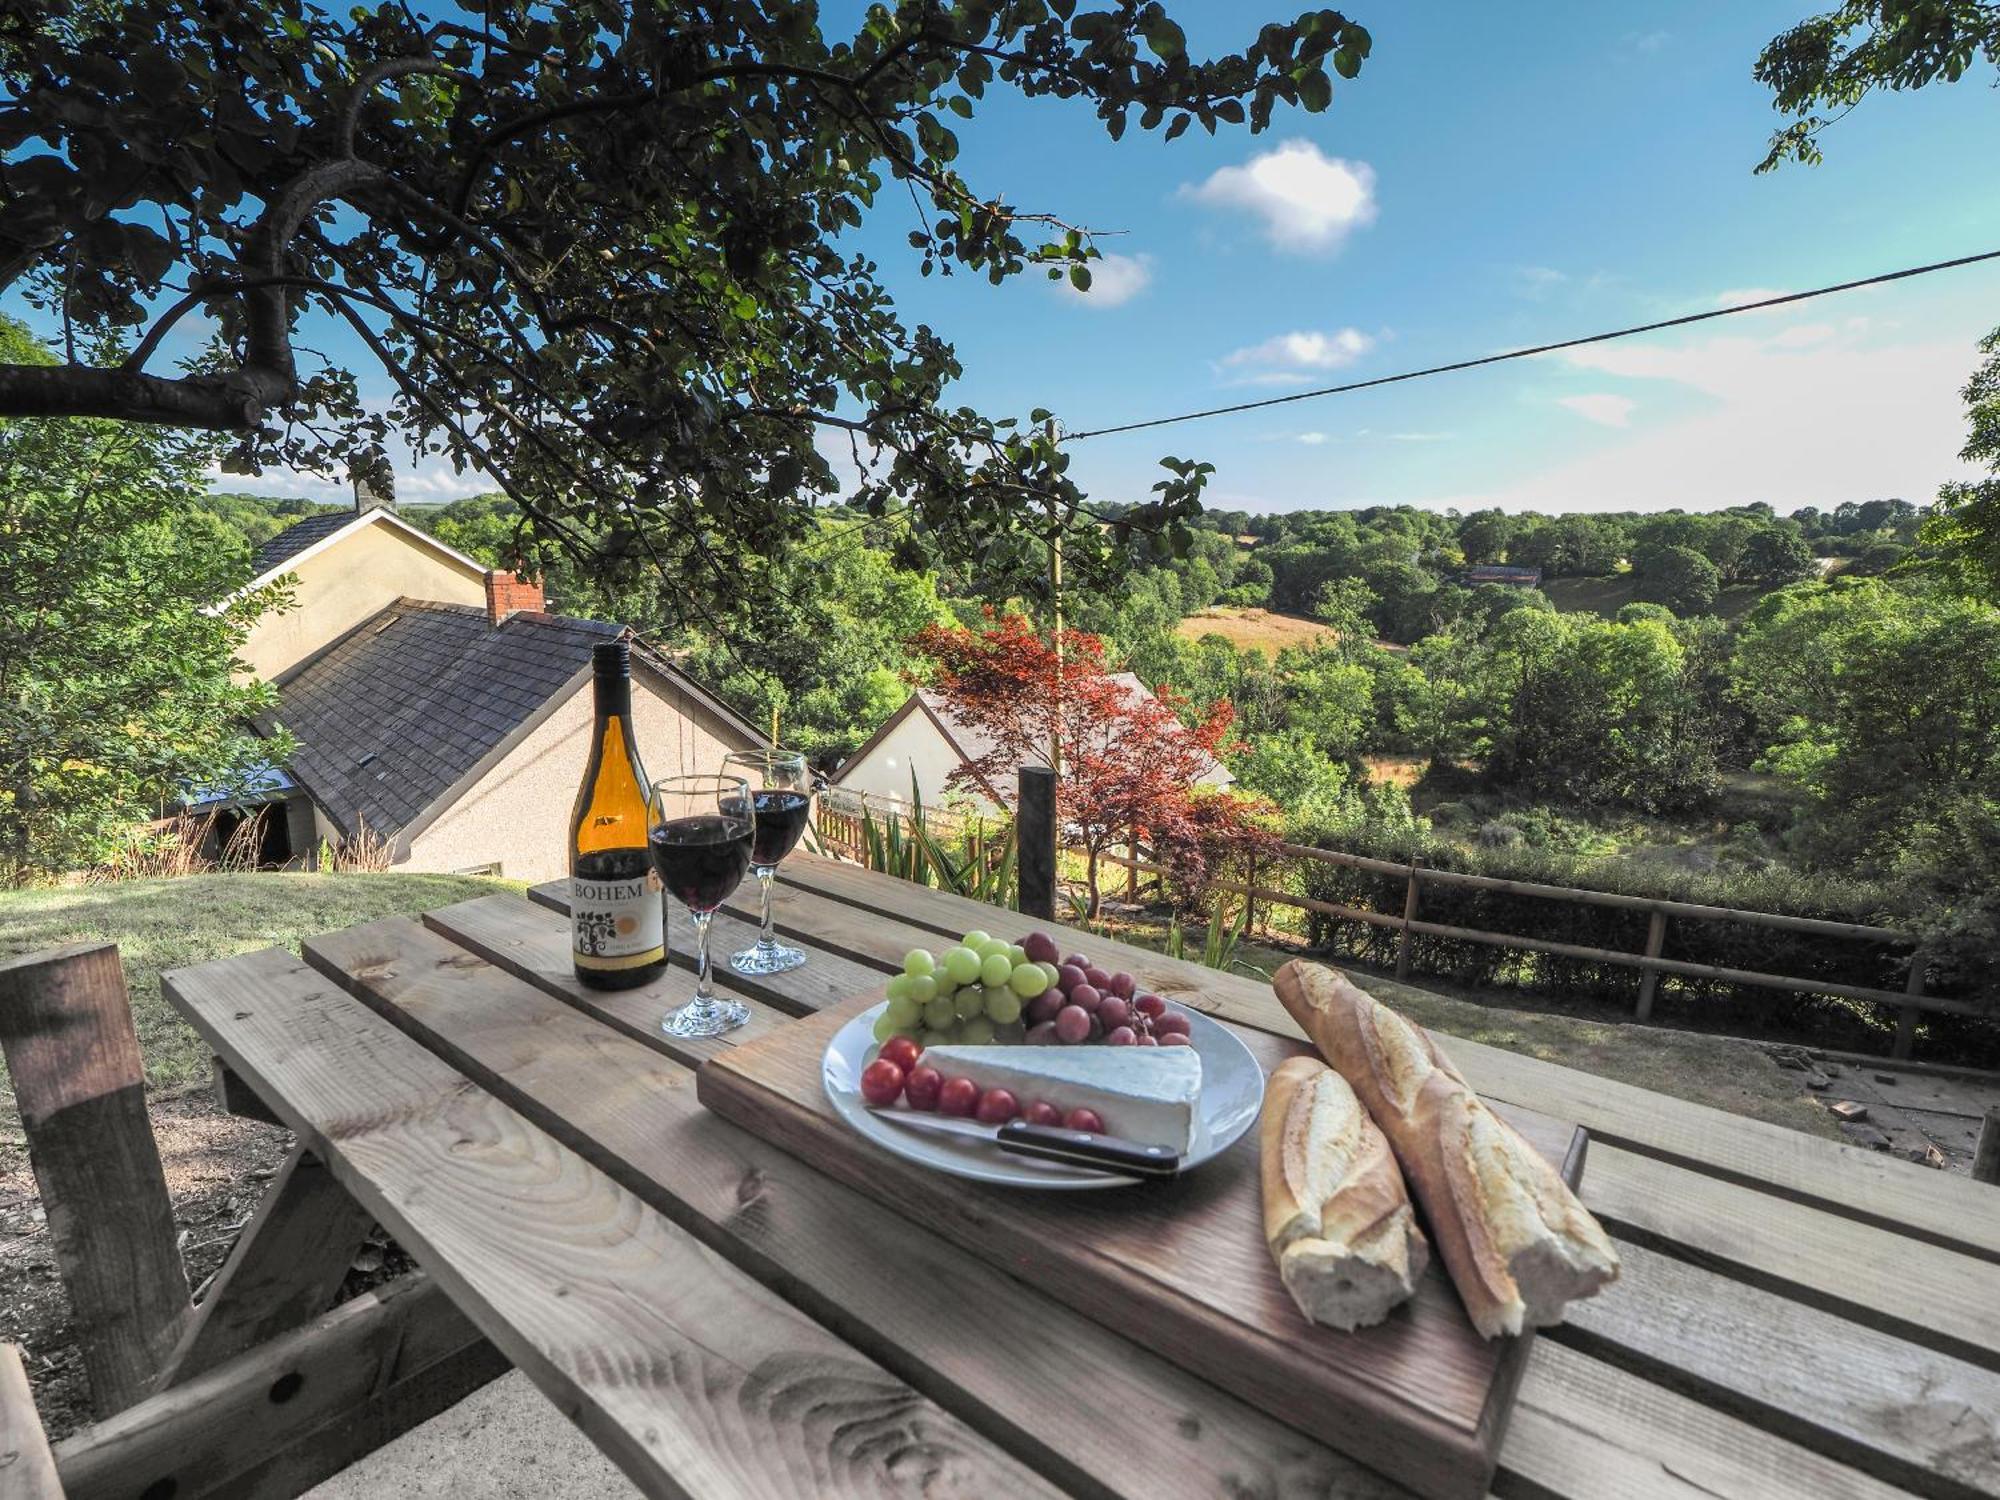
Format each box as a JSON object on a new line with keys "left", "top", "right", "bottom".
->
{"left": 874, "top": 929, "right": 1055, "bottom": 1048}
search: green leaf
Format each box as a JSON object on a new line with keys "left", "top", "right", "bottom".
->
{"left": 1068, "top": 265, "right": 1091, "bottom": 292}
{"left": 1297, "top": 69, "right": 1333, "bottom": 111}
{"left": 1141, "top": 16, "right": 1186, "bottom": 62}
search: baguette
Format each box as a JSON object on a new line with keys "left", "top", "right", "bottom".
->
{"left": 1273, "top": 961, "right": 1619, "bottom": 1338}
{"left": 1259, "top": 1055, "right": 1429, "bottom": 1329}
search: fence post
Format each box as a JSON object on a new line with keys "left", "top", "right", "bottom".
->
{"left": 0, "top": 943, "right": 190, "bottom": 1415}
{"left": 1018, "top": 765, "right": 1057, "bottom": 919}
{"left": 1126, "top": 825, "right": 1139, "bottom": 902}
{"left": 1975, "top": 1110, "right": 2000, "bottom": 1187}
{"left": 1245, "top": 849, "right": 1259, "bottom": 937}
{"left": 1892, "top": 951, "right": 1925, "bottom": 1060}
{"left": 1395, "top": 858, "right": 1421, "bottom": 980}
{"left": 1635, "top": 910, "right": 1669, "bottom": 1023}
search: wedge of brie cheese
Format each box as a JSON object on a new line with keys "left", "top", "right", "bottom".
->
{"left": 921, "top": 1044, "right": 1203, "bottom": 1152}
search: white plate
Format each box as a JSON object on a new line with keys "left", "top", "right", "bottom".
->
{"left": 822, "top": 1002, "right": 1266, "bottom": 1189}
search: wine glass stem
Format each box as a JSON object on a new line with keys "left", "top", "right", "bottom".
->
{"left": 692, "top": 911, "right": 715, "bottom": 1000}
{"left": 757, "top": 868, "right": 777, "bottom": 949}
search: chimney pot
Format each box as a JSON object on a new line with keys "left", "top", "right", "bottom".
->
{"left": 485, "top": 570, "right": 545, "bottom": 624}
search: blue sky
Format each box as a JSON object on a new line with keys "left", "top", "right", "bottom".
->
{"left": 859, "top": 1, "right": 2000, "bottom": 516}
{"left": 23, "top": 2, "right": 2000, "bottom": 513}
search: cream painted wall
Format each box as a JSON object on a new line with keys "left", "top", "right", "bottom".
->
{"left": 403, "top": 672, "right": 755, "bottom": 881}
{"left": 834, "top": 701, "right": 999, "bottom": 815}
{"left": 241, "top": 518, "right": 486, "bottom": 682}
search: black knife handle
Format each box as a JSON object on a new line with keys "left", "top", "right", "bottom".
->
{"left": 995, "top": 1120, "right": 1181, "bottom": 1177}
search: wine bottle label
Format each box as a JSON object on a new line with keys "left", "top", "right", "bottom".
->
{"left": 571, "top": 872, "right": 665, "bottom": 968}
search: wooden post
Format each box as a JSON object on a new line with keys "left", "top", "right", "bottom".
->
{"left": 1395, "top": 859, "right": 1421, "bottom": 981}
{"left": 1126, "top": 826, "right": 1139, "bottom": 902}
{"left": 1018, "top": 765, "right": 1057, "bottom": 919}
{"left": 1635, "top": 910, "right": 1669, "bottom": 1023}
{"left": 1974, "top": 1109, "right": 2000, "bottom": 1187}
{"left": 0, "top": 943, "right": 190, "bottom": 1416}
{"left": 1892, "top": 951, "right": 1925, "bottom": 1060}
{"left": 1245, "top": 850, "right": 1258, "bottom": 937}
{"left": 155, "top": 1146, "right": 377, "bottom": 1388}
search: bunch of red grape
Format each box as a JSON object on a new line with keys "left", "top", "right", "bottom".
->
{"left": 859, "top": 1035, "right": 1108, "bottom": 1133}
{"left": 1014, "top": 930, "right": 1191, "bottom": 1048}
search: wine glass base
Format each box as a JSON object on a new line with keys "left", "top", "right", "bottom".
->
{"left": 661, "top": 996, "right": 751, "bottom": 1038}
{"left": 730, "top": 941, "right": 807, "bottom": 975}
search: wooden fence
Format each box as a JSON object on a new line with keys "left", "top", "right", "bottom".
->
{"left": 1106, "top": 840, "right": 1969, "bottom": 1059}
{"left": 812, "top": 785, "right": 1983, "bottom": 1060}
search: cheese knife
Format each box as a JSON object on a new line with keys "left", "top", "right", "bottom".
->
{"left": 868, "top": 1108, "right": 1183, "bottom": 1177}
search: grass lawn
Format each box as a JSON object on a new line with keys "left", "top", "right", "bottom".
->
{"left": 0, "top": 872, "right": 519, "bottom": 1134}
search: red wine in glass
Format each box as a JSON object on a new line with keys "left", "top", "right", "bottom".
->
{"left": 723, "top": 749, "right": 814, "bottom": 978}
{"left": 740, "top": 789, "right": 811, "bottom": 868}
{"left": 649, "top": 814, "right": 753, "bottom": 912}
{"left": 647, "top": 774, "right": 755, "bottom": 1039}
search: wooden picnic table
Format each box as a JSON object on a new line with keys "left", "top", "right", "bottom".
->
{"left": 152, "top": 852, "right": 2000, "bottom": 1500}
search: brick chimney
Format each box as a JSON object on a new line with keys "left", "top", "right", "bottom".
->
{"left": 485, "top": 570, "right": 545, "bottom": 624}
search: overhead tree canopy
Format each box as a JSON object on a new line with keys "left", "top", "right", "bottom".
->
{"left": 1754, "top": 1, "right": 2000, "bottom": 171}
{"left": 0, "top": 0, "right": 1372, "bottom": 630}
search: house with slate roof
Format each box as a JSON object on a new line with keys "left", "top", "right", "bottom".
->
{"left": 830, "top": 676, "right": 1233, "bottom": 816}
{"left": 212, "top": 487, "right": 761, "bottom": 878}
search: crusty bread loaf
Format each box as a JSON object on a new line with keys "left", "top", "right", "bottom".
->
{"left": 1259, "top": 1054, "right": 1429, "bottom": 1329}
{"left": 1273, "top": 961, "right": 1619, "bottom": 1338}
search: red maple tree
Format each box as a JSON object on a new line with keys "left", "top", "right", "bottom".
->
{"left": 912, "top": 612, "right": 1270, "bottom": 917}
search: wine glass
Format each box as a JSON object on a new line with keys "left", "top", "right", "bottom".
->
{"left": 647, "top": 773, "right": 755, "bottom": 1038}
{"left": 724, "top": 748, "right": 813, "bottom": 976}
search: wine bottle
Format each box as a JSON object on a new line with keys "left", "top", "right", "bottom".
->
{"left": 569, "top": 641, "right": 667, "bottom": 989}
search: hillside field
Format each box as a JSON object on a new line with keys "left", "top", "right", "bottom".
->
{"left": 1175, "top": 606, "right": 1338, "bottom": 653}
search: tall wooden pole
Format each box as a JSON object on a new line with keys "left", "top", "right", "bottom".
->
{"left": 1045, "top": 418, "right": 1064, "bottom": 781}
{"left": 1019, "top": 766, "right": 1058, "bottom": 919}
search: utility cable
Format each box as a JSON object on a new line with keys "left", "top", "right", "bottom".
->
{"left": 1064, "top": 247, "right": 2000, "bottom": 441}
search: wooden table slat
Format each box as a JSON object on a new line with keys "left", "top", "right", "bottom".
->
{"left": 1582, "top": 1141, "right": 2000, "bottom": 1373}
{"left": 422, "top": 896, "right": 794, "bottom": 1066}
{"left": 313, "top": 899, "right": 1941, "bottom": 1500}
{"left": 1511, "top": 1340, "right": 1920, "bottom": 1500}
{"left": 301, "top": 915, "right": 1412, "bottom": 1499}
{"left": 1558, "top": 1240, "right": 2000, "bottom": 1498}
{"left": 774, "top": 855, "right": 2000, "bottom": 1266}
{"left": 163, "top": 945, "right": 1062, "bottom": 1500}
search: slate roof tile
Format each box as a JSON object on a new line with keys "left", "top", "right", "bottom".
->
{"left": 250, "top": 511, "right": 355, "bottom": 578}
{"left": 262, "top": 600, "right": 622, "bottom": 839}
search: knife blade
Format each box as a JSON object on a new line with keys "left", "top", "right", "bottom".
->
{"left": 868, "top": 1108, "right": 1182, "bottom": 1177}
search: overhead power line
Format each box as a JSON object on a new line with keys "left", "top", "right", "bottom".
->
{"left": 1063, "top": 247, "right": 2000, "bottom": 442}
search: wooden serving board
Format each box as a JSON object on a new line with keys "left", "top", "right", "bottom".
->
{"left": 696, "top": 992, "right": 1588, "bottom": 1500}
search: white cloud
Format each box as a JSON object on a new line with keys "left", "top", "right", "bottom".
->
{"left": 1296, "top": 431, "right": 1330, "bottom": 445}
{"left": 1385, "top": 431, "right": 1453, "bottom": 443}
{"left": 1515, "top": 266, "right": 1567, "bottom": 299}
{"left": 1058, "top": 251, "right": 1153, "bottom": 308}
{"left": 1556, "top": 393, "right": 1635, "bottom": 428}
{"left": 206, "top": 454, "right": 491, "bottom": 505}
{"left": 1440, "top": 320, "right": 1983, "bottom": 513}
{"left": 1222, "top": 327, "right": 1374, "bottom": 372}
{"left": 1629, "top": 30, "right": 1669, "bottom": 53}
{"left": 1182, "top": 141, "right": 1378, "bottom": 255}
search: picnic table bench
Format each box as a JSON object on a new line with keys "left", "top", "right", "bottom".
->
{"left": 15, "top": 853, "right": 2000, "bottom": 1498}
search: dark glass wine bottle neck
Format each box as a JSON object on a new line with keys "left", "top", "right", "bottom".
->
{"left": 593, "top": 678, "right": 633, "bottom": 720}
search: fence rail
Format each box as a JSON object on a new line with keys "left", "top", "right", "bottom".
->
{"left": 812, "top": 781, "right": 1979, "bottom": 1060}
